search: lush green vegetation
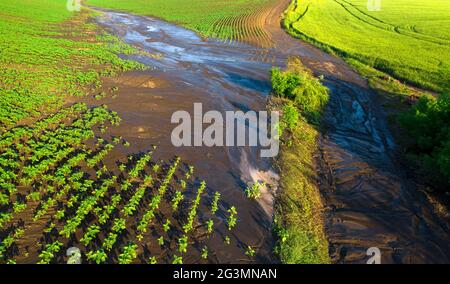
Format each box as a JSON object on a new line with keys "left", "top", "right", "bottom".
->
{"left": 0, "top": 0, "right": 143, "bottom": 132}
{"left": 283, "top": 0, "right": 450, "bottom": 94}
{"left": 271, "top": 59, "right": 330, "bottom": 264}
{"left": 86, "top": 0, "right": 273, "bottom": 43}
{"left": 271, "top": 61, "right": 328, "bottom": 124}
{"left": 399, "top": 94, "right": 450, "bottom": 187}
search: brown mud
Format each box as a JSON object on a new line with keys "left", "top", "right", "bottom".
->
{"left": 89, "top": 0, "right": 450, "bottom": 264}
{"left": 90, "top": 10, "right": 283, "bottom": 263}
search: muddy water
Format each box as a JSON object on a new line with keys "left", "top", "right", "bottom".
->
{"left": 94, "top": 10, "right": 285, "bottom": 263}
{"left": 94, "top": 2, "right": 450, "bottom": 264}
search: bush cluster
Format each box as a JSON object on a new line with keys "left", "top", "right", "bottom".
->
{"left": 399, "top": 93, "right": 450, "bottom": 185}
{"left": 271, "top": 59, "right": 328, "bottom": 124}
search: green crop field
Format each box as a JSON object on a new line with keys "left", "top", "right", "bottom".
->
{"left": 86, "top": 0, "right": 274, "bottom": 45}
{"left": 0, "top": 0, "right": 143, "bottom": 130}
{"left": 0, "top": 0, "right": 244, "bottom": 264}
{"left": 284, "top": 0, "right": 450, "bottom": 94}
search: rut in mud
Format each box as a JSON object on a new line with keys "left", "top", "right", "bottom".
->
{"left": 91, "top": 0, "right": 450, "bottom": 264}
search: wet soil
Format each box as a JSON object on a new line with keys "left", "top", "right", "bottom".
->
{"left": 89, "top": 0, "right": 450, "bottom": 264}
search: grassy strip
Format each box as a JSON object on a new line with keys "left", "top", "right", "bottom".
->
{"left": 271, "top": 58, "right": 330, "bottom": 264}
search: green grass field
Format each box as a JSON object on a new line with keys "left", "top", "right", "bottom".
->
{"left": 284, "top": 0, "right": 450, "bottom": 94}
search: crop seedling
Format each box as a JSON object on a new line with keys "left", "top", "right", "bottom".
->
{"left": 201, "top": 246, "right": 208, "bottom": 259}
{"left": 118, "top": 243, "right": 138, "bottom": 264}
{"left": 245, "top": 181, "right": 265, "bottom": 199}
{"left": 227, "top": 206, "right": 238, "bottom": 230}
{"left": 206, "top": 219, "right": 214, "bottom": 234}
{"left": 172, "top": 255, "right": 183, "bottom": 265}
{"left": 178, "top": 235, "right": 188, "bottom": 254}
{"left": 87, "top": 250, "right": 107, "bottom": 264}
{"left": 245, "top": 246, "right": 256, "bottom": 258}
{"left": 163, "top": 219, "right": 171, "bottom": 232}
{"left": 158, "top": 236, "right": 164, "bottom": 247}
{"left": 171, "top": 191, "right": 184, "bottom": 210}
{"left": 211, "top": 192, "right": 221, "bottom": 214}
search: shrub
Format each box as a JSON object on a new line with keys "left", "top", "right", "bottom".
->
{"left": 399, "top": 93, "right": 450, "bottom": 185}
{"left": 271, "top": 68, "right": 302, "bottom": 100}
{"left": 271, "top": 59, "right": 328, "bottom": 123}
{"left": 282, "top": 103, "right": 299, "bottom": 131}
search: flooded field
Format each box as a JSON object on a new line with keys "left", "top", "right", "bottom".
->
{"left": 92, "top": 0, "right": 450, "bottom": 263}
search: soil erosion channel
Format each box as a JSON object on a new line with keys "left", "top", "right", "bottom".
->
{"left": 93, "top": 0, "right": 450, "bottom": 264}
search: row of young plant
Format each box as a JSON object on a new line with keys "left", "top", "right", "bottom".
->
{"left": 0, "top": 105, "right": 120, "bottom": 232}
{"left": 0, "top": 104, "right": 127, "bottom": 263}
{"left": 1, "top": 126, "right": 255, "bottom": 264}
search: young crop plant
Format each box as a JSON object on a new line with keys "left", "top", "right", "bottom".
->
{"left": 37, "top": 241, "right": 63, "bottom": 264}
{"left": 211, "top": 191, "right": 221, "bottom": 214}
{"left": 182, "top": 181, "right": 206, "bottom": 234}
{"left": 201, "top": 246, "right": 209, "bottom": 260}
{"left": 128, "top": 151, "right": 153, "bottom": 179}
{"left": 206, "top": 219, "right": 214, "bottom": 234}
{"left": 227, "top": 206, "right": 238, "bottom": 231}
{"left": 171, "top": 191, "right": 184, "bottom": 211}
{"left": 185, "top": 165, "right": 194, "bottom": 180}
{"left": 118, "top": 243, "right": 138, "bottom": 264}
{"left": 98, "top": 194, "right": 122, "bottom": 224}
{"left": 87, "top": 144, "right": 114, "bottom": 168}
{"left": 147, "top": 256, "right": 157, "bottom": 264}
{"left": 55, "top": 210, "right": 65, "bottom": 220}
{"left": 163, "top": 219, "right": 171, "bottom": 233}
{"left": 157, "top": 236, "right": 164, "bottom": 247}
{"left": 81, "top": 225, "right": 101, "bottom": 246}
{"left": 102, "top": 232, "right": 119, "bottom": 252}
{"left": 245, "top": 246, "right": 256, "bottom": 258}
{"left": 0, "top": 212, "right": 13, "bottom": 230}
{"left": 178, "top": 235, "right": 188, "bottom": 254}
{"left": 224, "top": 236, "right": 231, "bottom": 245}
{"left": 86, "top": 249, "right": 108, "bottom": 264}
{"left": 112, "top": 218, "right": 127, "bottom": 233}
{"left": 60, "top": 177, "right": 115, "bottom": 238}
{"left": 245, "top": 181, "right": 265, "bottom": 199}
{"left": 43, "top": 223, "right": 56, "bottom": 234}
{"left": 0, "top": 227, "right": 25, "bottom": 260}
{"left": 122, "top": 175, "right": 153, "bottom": 217}
{"left": 172, "top": 255, "right": 183, "bottom": 265}
{"left": 180, "top": 179, "right": 187, "bottom": 190}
